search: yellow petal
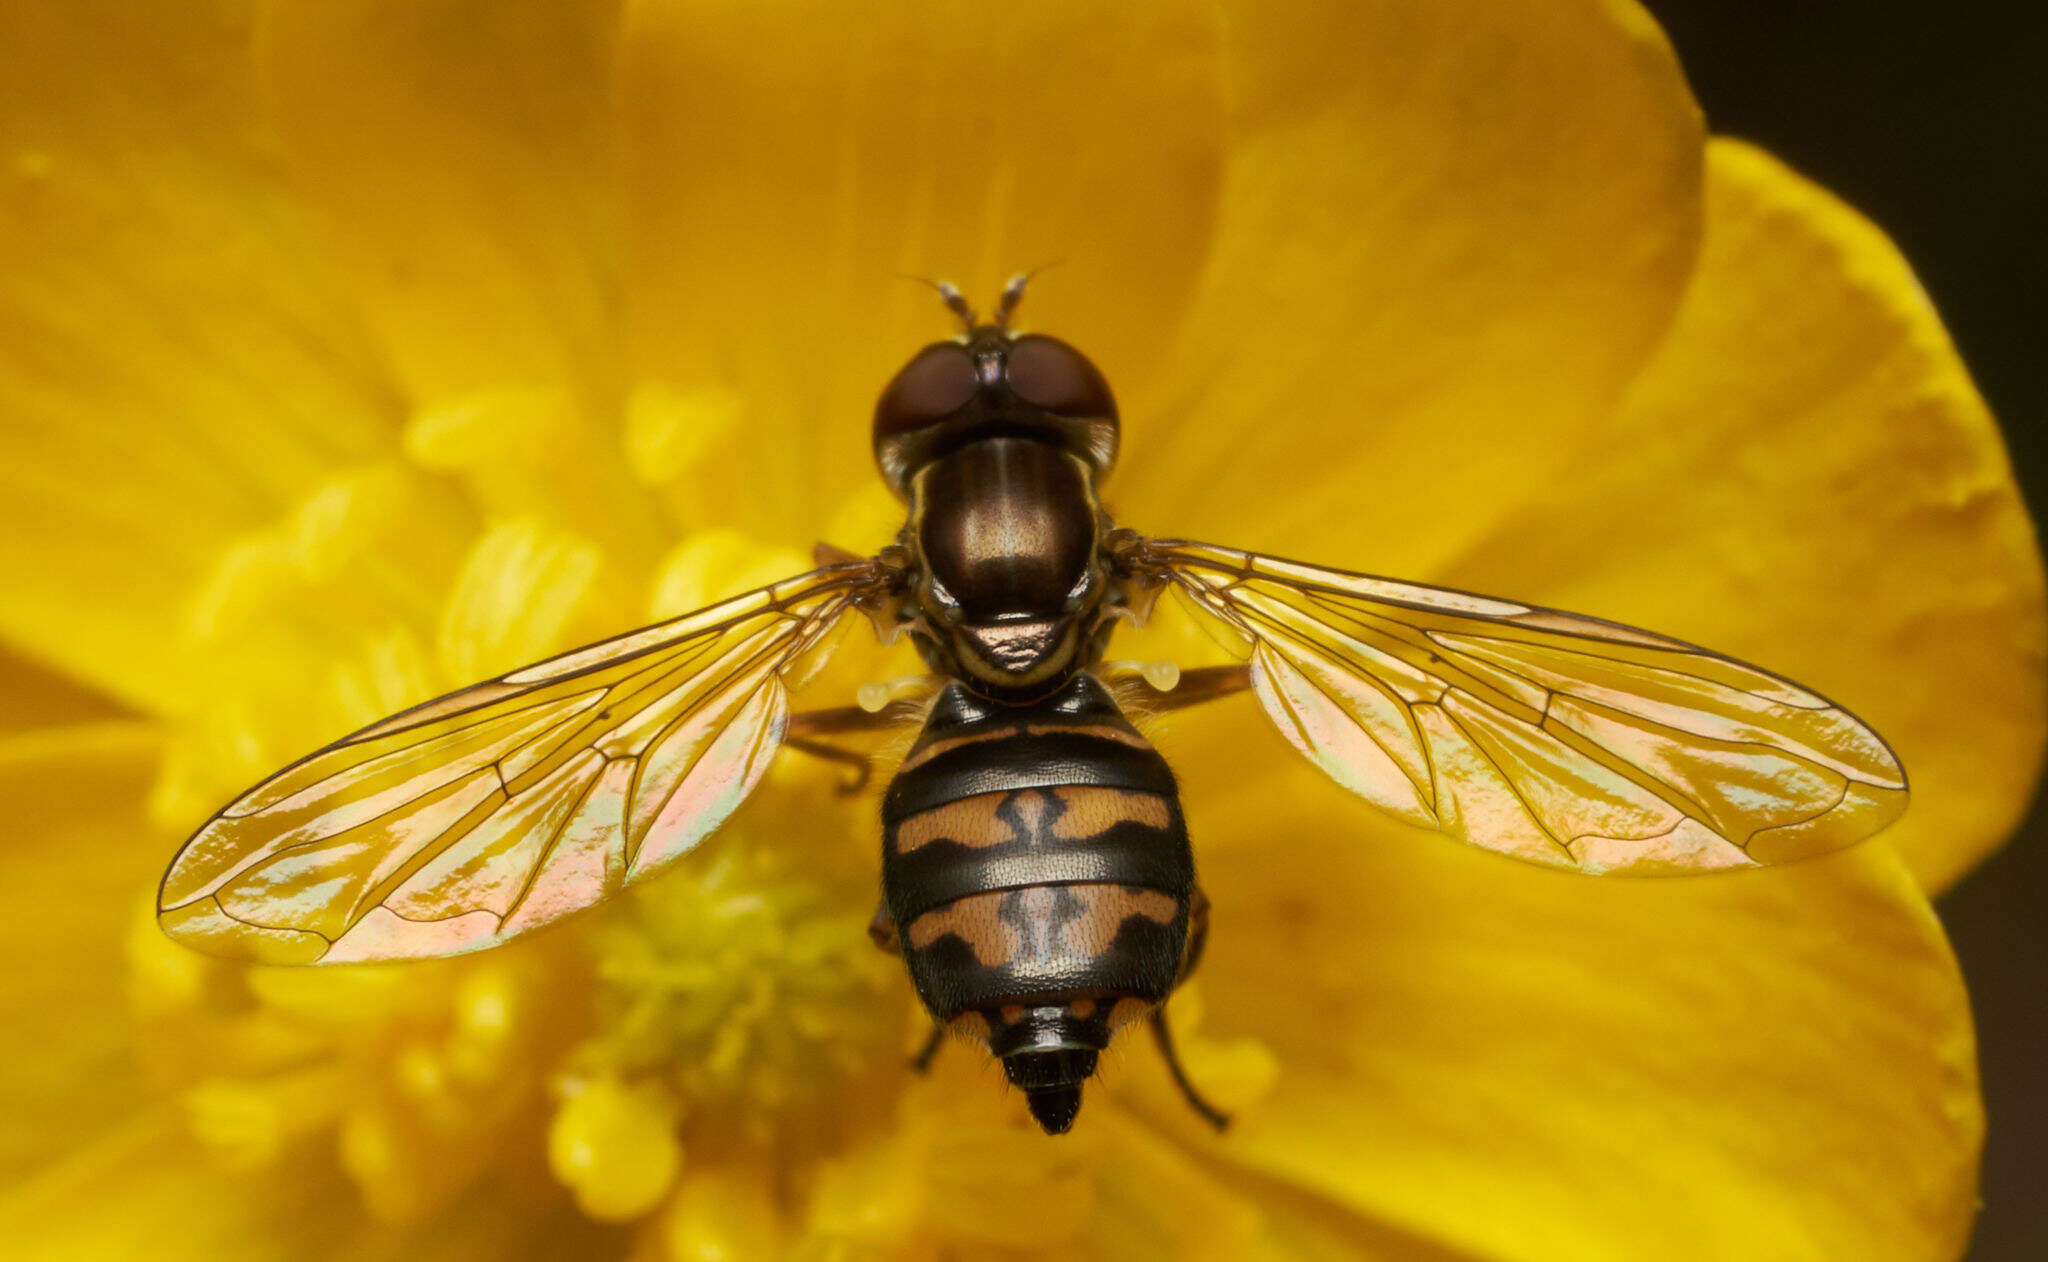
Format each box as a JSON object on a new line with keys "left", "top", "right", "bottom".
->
{"left": 0, "top": 646, "right": 125, "bottom": 734}
{"left": 255, "top": 2, "right": 672, "bottom": 569}
{"left": 405, "top": 387, "right": 665, "bottom": 564}
{"left": 619, "top": 0, "right": 1227, "bottom": 541}
{"left": 253, "top": 0, "right": 622, "bottom": 411}
{"left": 1089, "top": 1111, "right": 1375, "bottom": 1261}
{"left": 1117, "top": 0, "right": 1704, "bottom": 583}
{"left": 0, "top": 1113, "right": 611, "bottom": 1261}
{"left": 0, "top": 723, "right": 163, "bottom": 1185}
{"left": 0, "top": 1115, "right": 352, "bottom": 1262}
{"left": 434, "top": 519, "right": 612, "bottom": 684}
{"left": 1439, "top": 140, "right": 2047, "bottom": 893}
{"left": 1173, "top": 700, "right": 1979, "bottom": 1262}
{"left": 0, "top": 3, "right": 400, "bottom": 714}
{"left": 645, "top": 530, "right": 810, "bottom": 622}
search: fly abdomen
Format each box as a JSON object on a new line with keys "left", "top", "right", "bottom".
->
{"left": 889, "top": 790, "right": 1188, "bottom": 1008}
{"left": 880, "top": 672, "right": 1193, "bottom": 1132}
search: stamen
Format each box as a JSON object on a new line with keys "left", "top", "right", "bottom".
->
{"left": 576, "top": 835, "right": 897, "bottom": 1122}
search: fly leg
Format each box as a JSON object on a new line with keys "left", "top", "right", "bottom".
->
{"left": 867, "top": 900, "right": 900, "bottom": 954}
{"left": 1097, "top": 663, "right": 1251, "bottom": 716}
{"left": 1113, "top": 662, "right": 1241, "bottom": 1131}
{"left": 813, "top": 541, "right": 867, "bottom": 567}
{"left": 1154, "top": 886, "right": 1231, "bottom": 1132}
{"left": 910, "top": 1024, "right": 946, "bottom": 1075}
{"left": 1149, "top": 1009, "right": 1230, "bottom": 1132}
{"left": 1145, "top": 663, "right": 1251, "bottom": 714}
{"left": 806, "top": 537, "right": 928, "bottom": 787}
{"left": 870, "top": 900, "right": 947, "bottom": 1075}
{"left": 782, "top": 734, "right": 873, "bottom": 793}
{"left": 784, "top": 701, "right": 918, "bottom": 795}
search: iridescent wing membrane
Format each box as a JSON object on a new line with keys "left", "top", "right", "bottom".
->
{"left": 1143, "top": 541, "right": 1907, "bottom": 873}
{"left": 160, "top": 562, "right": 885, "bottom": 964}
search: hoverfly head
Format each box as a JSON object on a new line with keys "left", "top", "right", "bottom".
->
{"left": 872, "top": 271, "right": 1119, "bottom": 497}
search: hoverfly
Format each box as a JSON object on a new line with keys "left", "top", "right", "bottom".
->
{"left": 160, "top": 275, "right": 1908, "bottom": 1136}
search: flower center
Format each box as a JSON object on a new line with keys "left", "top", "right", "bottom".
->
{"left": 540, "top": 771, "right": 908, "bottom": 1222}
{"left": 569, "top": 827, "right": 900, "bottom": 1120}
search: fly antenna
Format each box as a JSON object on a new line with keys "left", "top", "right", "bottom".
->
{"left": 992, "top": 260, "right": 1063, "bottom": 330}
{"left": 899, "top": 274, "right": 978, "bottom": 334}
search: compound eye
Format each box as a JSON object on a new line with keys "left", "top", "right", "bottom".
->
{"left": 874, "top": 344, "right": 979, "bottom": 438}
{"left": 1004, "top": 335, "right": 1117, "bottom": 419}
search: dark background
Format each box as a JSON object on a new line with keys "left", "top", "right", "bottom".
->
{"left": 1639, "top": 4, "right": 2045, "bottom": 1259}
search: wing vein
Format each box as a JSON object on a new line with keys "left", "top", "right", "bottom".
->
{"left": 1436, "top": 699, "right": 1580, "bottom": 865}
{"left": 1145, "top": 538, "right": 1904, "bottom": 874}
{"left": 161, "top": 562, "right": 887, "bottom": 963}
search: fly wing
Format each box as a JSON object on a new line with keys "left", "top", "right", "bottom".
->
{"left": 1143, "top": 540, "right": 1907, "bottom": 873}
{"left": 159, "top": 561, "right": 887, "bottom": 963}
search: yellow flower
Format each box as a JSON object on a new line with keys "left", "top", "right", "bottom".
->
{"left": 0, "top": 2, "right": 2039, "bottom": 1259}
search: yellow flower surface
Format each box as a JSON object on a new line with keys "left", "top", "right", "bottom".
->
{"left": 0, "top": 2, "right": 2040, "bottom": 1259}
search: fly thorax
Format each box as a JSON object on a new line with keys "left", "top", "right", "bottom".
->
{"left": 908, "top": 438, "right": 1104, "bottom": 693}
